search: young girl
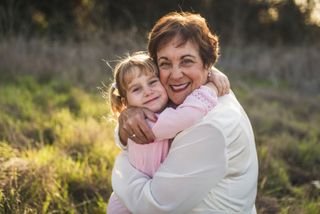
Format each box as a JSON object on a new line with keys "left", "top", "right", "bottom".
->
{"left": 107, "top": 52, "right": 219, "bottom": 214}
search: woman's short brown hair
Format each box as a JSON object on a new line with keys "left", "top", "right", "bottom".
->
{"left": 148, "top": 12, "right": 219, "bottom": 69}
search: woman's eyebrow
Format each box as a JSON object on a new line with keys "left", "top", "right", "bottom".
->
{"left": 158, "top": 55, "right": 196, "bottom": 60}
{"left": 158, "top": 56, "right": 168, "bottom": 61}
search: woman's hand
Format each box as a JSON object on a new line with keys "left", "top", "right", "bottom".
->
{"left": 118, "top": 107, "right": 157, "bottom": 145}
{"left": 205, "top": 82, "right": 218, "bottom": 96}
{"left": 208, "top": 67, "right": 230, "bottom": 96}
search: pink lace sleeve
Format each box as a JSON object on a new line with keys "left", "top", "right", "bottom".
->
{"left": 152, "top": 86, "right": 218, "bottom": 140}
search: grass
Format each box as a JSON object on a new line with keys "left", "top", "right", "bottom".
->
{"left": 0, "top": 75, "right": 119, "bottom": 213}
{"left": 233, "top": 82, "right": 320, "bottom": 213}
{"left": 0, "top": 37, "right": 319, "bottom": 213}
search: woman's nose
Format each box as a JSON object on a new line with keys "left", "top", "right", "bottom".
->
{"left": 171, "top": 65, "right": 184, "bottom": 79}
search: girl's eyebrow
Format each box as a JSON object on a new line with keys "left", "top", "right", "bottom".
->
{"left": 148, "top": 75, "right": 158, "bottom": 80}
{"left": 127, "top": 82, "right": 140, "bottom": 90}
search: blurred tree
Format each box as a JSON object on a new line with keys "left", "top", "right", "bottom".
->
{"left": 276, "top": 0, "right": 308, "bottom": 43}
{"left": 0, "top": 0, "right": 319, "bottom": 44}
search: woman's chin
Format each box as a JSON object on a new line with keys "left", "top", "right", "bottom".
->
{"left": 170, "top": 95, "right": 187, "bottom": 105}
{"left": 169, "top": 91, "right": 190, "bottom": 105}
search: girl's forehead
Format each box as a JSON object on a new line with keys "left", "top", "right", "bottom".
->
{"left": 129, "top": 67, "right": 156, "bottom": 78}
{"left": 123, "top": 67, "right": 157, "bottom": 85}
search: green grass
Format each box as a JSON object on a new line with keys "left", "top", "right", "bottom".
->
{"left": 233, "top": 81, "right": 320, "bottom": 213}
{"left": 0, "top": 75, "right": 119, "bottom": 213}
{"left": 0, "top": 74, "right": 319, "bottom": 213}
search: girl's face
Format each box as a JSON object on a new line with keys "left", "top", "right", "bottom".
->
{"left": 157, "top": 36, "right": 209, "bottom": 105}
{"left": 125, "top": 69, "right": 168, "bottom": 113}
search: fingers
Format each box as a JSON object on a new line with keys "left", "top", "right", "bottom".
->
{"left": 127, "top": 124, "right": 149, "bottom": 144}
{"left": 218, "top": 76, "right": 228, "bottom": 96}
{"left": 143, "top": 108, "right": 158, "bottom": 122}
{"left": 124, "top": 118, "right": 149, "bottom": 144}
{"left": 224, "top": 77, "right": 230, "bottom": 94}
{"left": 137, "top": 108, "right": 156, "bottom": 142}
{"left": 211, "top": 71, "right": 230, "bottom": 96}
{"left": 137, "top": 120, "right": 155, "bottom": 144}
{"left": 211, "top": 72, "right": 223, "bottom": 96}
{"left": 120, "top": 107, "right": 155, "bottom": 144}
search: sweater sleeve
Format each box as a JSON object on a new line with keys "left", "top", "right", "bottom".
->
{"left": 114, "top": 124, "right": 128, "bottom": 150}
{"left": 152, "top": 85, "right": 217, "bottom": 140}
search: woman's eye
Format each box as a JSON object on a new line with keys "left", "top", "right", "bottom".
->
{"left": 159, "top": 62, "right": 170, "bottom": 68}
{"left": 182, "top": 59, "right": 193, "bottom": 65}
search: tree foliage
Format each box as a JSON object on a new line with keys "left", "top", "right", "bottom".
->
{"left": 0, "top": 0, "right": 319, "bottom": 44}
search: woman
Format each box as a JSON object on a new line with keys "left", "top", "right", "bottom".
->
{"left": 112, "top": 12, "right": 258, "bottom": 213}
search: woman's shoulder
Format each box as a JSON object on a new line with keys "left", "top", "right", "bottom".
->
{"left": 174, "top": 92, "right": 249, "bottom": 140}
{"left": 203, "top": 92, "right": 243, "bottom": 127}
{"left": 190, "top": 92, "right": 252, "bottom": 147}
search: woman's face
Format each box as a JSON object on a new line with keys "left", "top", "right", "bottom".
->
{"left": 157, "top": 36, "right": 209, "bottom": 105}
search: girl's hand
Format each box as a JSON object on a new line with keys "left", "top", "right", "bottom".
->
{"left": 208, "top": 67, "right": 230, "bottom": 96}
{"left": 118, "top": 107, "right": 157, "bottom": 145}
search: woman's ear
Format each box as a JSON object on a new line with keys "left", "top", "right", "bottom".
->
{"left": 203, "top": 66, "right": 210, "bottom": 83}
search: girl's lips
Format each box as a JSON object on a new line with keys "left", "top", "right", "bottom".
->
{"left": 143, "top": 96, "right": 160, "bottom": 105}
{"left": 170, "top": 83, "right": 190, "bottom": 92}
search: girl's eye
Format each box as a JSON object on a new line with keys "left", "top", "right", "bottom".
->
{"left": 150, "top": 79, "right": 158, "bottom": 85}
{"left": 132, "top": 87, "right": 141, "bottom": 93}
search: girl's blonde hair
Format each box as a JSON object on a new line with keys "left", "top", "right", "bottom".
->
{"left": 109, "top": 52, "right": 159, "bottom": 117}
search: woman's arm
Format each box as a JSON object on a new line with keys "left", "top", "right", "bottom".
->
{"left": 209, "top": 67, "right": 230, "bottom": 96}
{"left": 112, "top": 124, "right": 227, "bottom": 214}
{"left": 152, "top": 85, "right": 217, "bottom": 140}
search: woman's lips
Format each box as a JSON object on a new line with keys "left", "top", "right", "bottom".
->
{"left": 170, "top": 83, "right": 190, "bottom": 92}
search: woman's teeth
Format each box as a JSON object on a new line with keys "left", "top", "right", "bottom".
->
{"left": 171, "top": 83, "right": 189, "bottom": 91}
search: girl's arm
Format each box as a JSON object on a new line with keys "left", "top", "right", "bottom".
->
{"left": 152, "top": 85, "right": 217, "bottom": 140}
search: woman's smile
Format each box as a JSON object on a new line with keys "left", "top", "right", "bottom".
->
{"left": 169, "top": 82, "right": 191, "bottom": 92}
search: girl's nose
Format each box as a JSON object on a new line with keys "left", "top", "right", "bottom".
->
{"left": 143, "top": 87, "right": 153, "bottom": 96}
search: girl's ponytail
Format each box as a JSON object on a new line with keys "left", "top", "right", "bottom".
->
{"left": 109, "top": 83, "right": 125, "bottom": 117}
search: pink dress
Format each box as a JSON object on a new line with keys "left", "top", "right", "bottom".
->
{"left": 107, "top": 86, "right": 217, "bottom": 214}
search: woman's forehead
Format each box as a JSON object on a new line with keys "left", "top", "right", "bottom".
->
{"left": 159, "top": 33, "right": 198, "bottom": 48}
{"left": 157, "top": 38, "right": 200, "bottom": 59}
